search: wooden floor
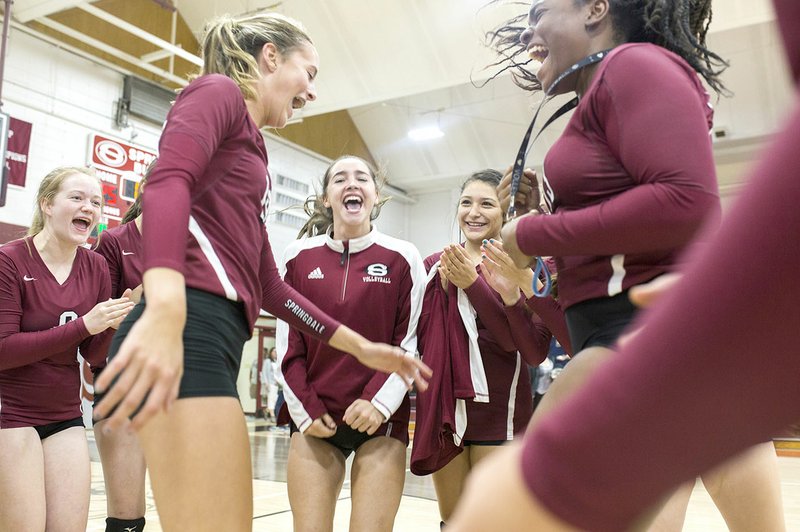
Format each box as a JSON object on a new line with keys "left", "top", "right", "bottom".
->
{"left": 85, "top": 419, "right": 800, "bottom": 531}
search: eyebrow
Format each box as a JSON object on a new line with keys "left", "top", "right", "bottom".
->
{"left": 66, "top": 189, "right": 101, "bottom": 197}
{"left": 460, "top": 195, "right": 498, "bottom": 202}
{"left": 332, "top": 170, "right": 370, "bottom": 178}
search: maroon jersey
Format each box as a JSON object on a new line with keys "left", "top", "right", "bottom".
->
{"left": 520, "top": 4, "right": 800, "bottom": 529}
{"left": 140, "top": 74, "right": 338, "bottom": 339}
{"left": 516, "top": 43, "right": 720, "bottom": 310}
{"left": 277, "top": 228, "right": 425, "bottom": 431}
{"left": 411, "top": 249, "right": 552, "bottom": 474}
{"left": 0, "top": 238, "right": 112, "bottom": 427}
{"left": 92, "top": 221, "right": 142, "bottom": 298}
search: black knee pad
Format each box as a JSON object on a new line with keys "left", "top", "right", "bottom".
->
{"left": 106, "top": 516, "right": 146, "bottom": 532}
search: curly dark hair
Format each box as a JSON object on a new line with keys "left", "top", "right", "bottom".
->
{"left": 483, "top": 0, "right": 728, "bottom": 95}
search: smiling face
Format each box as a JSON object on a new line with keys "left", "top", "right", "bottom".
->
{"left": 258, "top": 42, "right": 319, "bottom": 128}
{"left": 323, "top": 157, "right": 378, "bottom": 238}
{"left": 42, "top": 173, "right": 102, "bottom": 246}
{"left": 457, "top": 180, "right": 503, "bottom": 244}
{"left": 519, "top": 0, "right": 597, "bottom": 94}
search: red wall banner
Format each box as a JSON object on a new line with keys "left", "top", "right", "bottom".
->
{"left": 6, "top": 117, "right": 33, "bottom": 187}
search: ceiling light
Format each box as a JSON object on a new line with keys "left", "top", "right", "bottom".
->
{"left": 408, "top": 125, "right": 444, "bottom": 141}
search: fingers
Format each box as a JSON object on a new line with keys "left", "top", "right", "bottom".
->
{"left": 321, "top": 413, "right": 337, "bottom": 430}
{"left": 94, "top": 341, "right": 131, "bottom": 396}
{"left": 130, "top": 284, "right": 144, "bottom": 304}
{"left": 130, "top": 365, "right": 180, "bottom": 430}
{"left": 449, "top": 244, "right": 472, "bottom": 265}
{"left": 406, "top": 357, "right": 431, "bottom": 392}
{"left": 344, "top": 406, "right": 379, "bottom": 434}
{"left": 343, "top": 403, "right": 360, "bottom": 426}
{"left": 308, "top": 417, "right": 336, "bottom": 438}
{"left": 93, "top": 344, "right": 143, "bottom": 428}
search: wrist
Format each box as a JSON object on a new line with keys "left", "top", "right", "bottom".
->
{"left": 501, "top": 289, "right": 522, "bottom": 307}
{"left": 329, "top": 326, "right": 369, "bottom": 358}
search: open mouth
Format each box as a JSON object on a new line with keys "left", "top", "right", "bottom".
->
{"left": 72, "top": 216, "right": 92, "bottom": 233}
{"left": 292, "top": 96, "right": 306, "bottom": 110}
{"left": 343, "top": 195, "right": 363, "bottom": 213}
{"left": 527, "top": 44, "right": 549, "bottom": 64}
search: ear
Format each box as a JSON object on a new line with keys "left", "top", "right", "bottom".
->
{"left": 322, "top": 196, "right": 331, "bottom": 209}
{"left": 41, "top": 198, "right": 53, "bottom": 217}
{"left": 586, "top": 0, "right": 611, "bottom": 26}
{"left": 260, "top": 42, "right": 280, "bottom": 73}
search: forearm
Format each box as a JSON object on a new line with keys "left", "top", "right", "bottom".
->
{"left": 463, "top": 277, "right": 516, "bottom": 352}
{"left": 525, "top": 296, "right": 572, "bottom": 354}
{"left": 503, "top": 297, "right": 551, "bottom": 366}
{"left": 142, "top": 268, "right": 187, "bottom": 324}
{"left": 328, "top": 325, "right": 369, "bottom": 359}
{"left": 0, "top": 319, "right": 88, "bottom": 371}
{"left": 516, "top": 185, "right": 719, "bottom": 258}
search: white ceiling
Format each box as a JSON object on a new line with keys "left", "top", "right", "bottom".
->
{"left": 9, "top": 0, "right": 793, "bottom": 194}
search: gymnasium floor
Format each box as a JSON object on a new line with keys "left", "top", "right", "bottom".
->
{"left": 85, "top": 418, "right": 800, "bottom": 531}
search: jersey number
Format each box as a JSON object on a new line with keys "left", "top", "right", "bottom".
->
{"left": 59, "top": 311, "right": 79, "bottom": 326}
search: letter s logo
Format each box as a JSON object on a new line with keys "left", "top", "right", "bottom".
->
{"left": 366, "top": 263, "right": 388, "bottom": 277}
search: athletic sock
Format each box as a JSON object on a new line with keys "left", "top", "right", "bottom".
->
{"left": 106, "top": 516, "right": 146, "bottom": 532}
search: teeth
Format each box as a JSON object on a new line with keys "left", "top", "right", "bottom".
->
{"left": 527, "top": 45, "right": 548, "bottom": 63}
{"left": 344, "top": 196, "right": 362, "bottom": 204}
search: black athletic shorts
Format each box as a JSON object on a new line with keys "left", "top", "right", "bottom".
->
{"left": 565, "top": 290, "right": 639, "bottom": 354}
{"left": 34, "top": 416, "right": 84, "bottom": 440}
{"left": 290, "top": 420, "right": 408, "bottom": 459}
{"left": 107, "top": 288, "right": 250, "bottom": 400}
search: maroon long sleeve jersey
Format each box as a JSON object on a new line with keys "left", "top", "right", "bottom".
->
{"left": 92, "top": 221, "right": 142, "bottom": 298}
{"left": 277, "top": 228, "right": 426, "bottom": 431}
{"left": 418, "top": 251, "right": 553, "bottom": 442}
{"left": 140, "top": 74, "right": 338, "bottom": 340}
{"left": 517, "top": 43, "right": 720, "bottom": 310}
{"left": 520, "top": 2, "right": 800, "bottom": 530}
{"left": 0, "top": 238, "right": 112, "bottom": 427}
{"left": 90, "top": 221, "right": 142, "bottom": 372}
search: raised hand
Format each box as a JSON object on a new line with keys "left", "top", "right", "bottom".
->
{"left": 305, "top": 413, "right": 337, "bottom": 438}
{"left": 83, "top": 296, "right": 135, "bottom": 335}
{"left": 500, "top": 217, "right": 536, "bottom": 269}
{"left": 93, "top": 268, "right": 186, "bottom": 432}
{"left": 480, "top": 258, "right": 522, "bottom": 306}
{"left": 353, "top": 342, "right": 431, "bottom": 392}
{"left": 440, "top": 244, "right": 478, "bottom": 289}
{"left": 343, "top": 399, "right": 384, "bottom": 435}
{"left": 497, "top": 165, "right": 540, "bottom": 216}
{"left": 481, "top": 239, "right": 537, "bottom": 301}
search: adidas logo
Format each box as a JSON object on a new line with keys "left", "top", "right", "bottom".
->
{"left": 307, "top": 267, "right": 324, "bottom": 280}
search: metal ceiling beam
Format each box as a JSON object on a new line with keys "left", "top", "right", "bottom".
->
{"left": 13, "top": 0, "right": 88, "bottom": 23}
{"left": 76, "top": 3, "right": 202, "bottom": 67}
{"left": 36, "top": 16, "right": 188, "bottom": 85}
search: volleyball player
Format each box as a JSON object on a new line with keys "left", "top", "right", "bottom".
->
{"left": 448, "top": 4, "right": 800, "bottom": 527}
{"left": 91, "top": 173, "right": 148, "bottom": 532}
{"left": 279, "top": 155, "right": 425, "bottom": 532}
{"left": 0, "top": 167, "right": 134, "bottom": 531}
{"left": 411, "top": 170, "right": 563, "bottom": 526}
{"left": 481, "top": 0, "right": 785, "bottom": 528}
{"left": 92, "top": 13, "right": 430, "bottom": 531}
